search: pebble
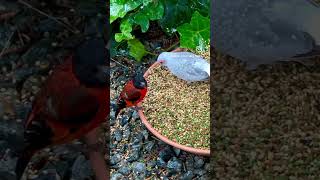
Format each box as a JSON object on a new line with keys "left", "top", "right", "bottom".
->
{"left": 156, "top": 157, "right": 167, "bottom": 168}
{"left": 131, "top": 111, "right": 139, "bottom": 120}
{"left": 173, "top": 148, "right": 181, "bottom": 156}
{"left": 141, "top": 130, "right": 149, "bottom": 140}
{"left": 122, "top": 127, "right": 131, "bottom": 140}
{"left": 180, "top": 170, "right": 194, "bottom": 180}
{"left": 118, "top": 166, "right": 131, "bottom": 176}
{"left": 120, "top": 115, "right": 130, "bottom": 126}
{"left": 110, "top": 154, "right": 121, "bottom": 165}
{"left": 113, "top": 129, "right": 122, "bottom": 142}
{"left": 159, "top": 148, "right": 174, "bottom": 162}
{"left": 127, "top": 149, "right": 140, "bottom": 162}
{"left": 147, "top": 160, "right": 156, "bottom": 168}
{"left": 145, "top": 141, "right": 154, "bottom": 152}
{"left": 167, "top": 157, "right": 182, "bottom": 174}
{"left": 34, "top": 170, "right": 59, "bottom": 180}
{"left": 133, "top": 162, "right": 146, "bottom": 174}
{"left": 194, "top": 156, "right": 205, "bottom": 169}
{"left": 71, "top": 155, "right": 93, "bottom": 180}
{"left": 111, "top": 173, "right": 124, "bottom": 180}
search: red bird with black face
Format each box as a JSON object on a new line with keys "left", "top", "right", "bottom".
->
{"left": 15, "top": 38, "right": 109, "bottom": 180}
{"left": 115, "top": 73, "right": 147, "bottom": 118}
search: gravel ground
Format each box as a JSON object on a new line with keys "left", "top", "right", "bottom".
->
{"left": 110, "top": 57, "right": 211, "bottom": 180}
{"left": 211, "top": 48, "right": 320, "bottom": 179}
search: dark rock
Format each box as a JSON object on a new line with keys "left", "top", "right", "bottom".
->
{"left": 173, "top": 148, "right": 181, "bottom": 157}
{"left": 15, "top": 103, "right": 31, "bottom": 120}
{"left": 147, "top": 160, "right": 156, "bottom": 168}
{"left": 0, "top": 155, "right": 16, "bottom": 173}
{"left": 111, "top": 173, "right": 124, "bottom": 180}
{"left": 133, "top": 162, "right": 146, "bottom": 174}
{"left": 199, "top": 174, "right": 210, "bottom": 180}
{"left": 122, "top": 128, "right": 131, "bottom": 140}
{"left": 180, "top": 170, "right": 194, "bottom": 180}
{"left": 160, "top": 175, "right": 169, "bottom": 180}
{"left": 204, "top": 163, "right": 211, "bottom": 171}
{"left": 141, "top": 130, "right": 149, "bottom": 140}
{"left": 131, "top": 111, "right": 139, "bottom": 120}
{"left": 167, "top": 157, "right": 182, "bottom": 174}
{"left": 118, "top": 166, "right": 131, "bottom": 176}
{"left": 0, "top": 140, "right": 9, "bottom": 154}
{"left": 0, "top": 170, "right": 15, "bottom": 180}
{"left": 110, "top": 116, "right": 116, "bottom": 126}
{"left": 133, "top": 136, "right": 142, "bottom": 145}
{"left": 193, "top": 169, "right": 206, "bottom": 177}
{"left": 145, "top": 170, "right": 152, "bottom": 177}
{"left": 156, "top": 157, "right": 166, "bottom": 168}
{"left": 194, "top": 156, "right": 205, "bottom": 169}
{"left": 120, "top": 115, "right": 130, "bottom": 126}
{"left": 119, "top": 144, "right": 128, "bottom": 153}
{"left": 110, "top": 154, "right": 121, "bottom": 165}
{"left": 185, "top": 156, "right": 194, "bottom": 171}
{"left": 131, "top": 144, "right": 141, "bottom": 150}
{"left": 113, "top": 129, "right": 122, "bottom": 142}
{"left": 127, "top": 150, "right": 139, "bottom": 162}
{"left": 53, "top": 160, "right": 69, "bottom": 179}
{"left": 71, "top": 155, "right": 93, "bottom": 179}
{"left": 145, "top": 141, "right": 154, "bottom": 152}
{"left": 159, "top": 147, "right": 174, "bottom": 162}
{"left": 35, "top": 169, "right": 60, "bottom": 180}
{"left": 110, "top": 143, "right": 116, "bottom": 150}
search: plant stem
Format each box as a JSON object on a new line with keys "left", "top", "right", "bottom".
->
{"left": 145, "top": 51, "right": 158, "bottom": 56}
{"left": 164, "top": 41, "right": 180, "bottom": 52}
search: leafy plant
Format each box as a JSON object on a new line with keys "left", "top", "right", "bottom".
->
{"left": 110, "top": 0, "right": 164, "bottom": 61}
{"left": 110, "top": 0, "right": 210, "bottom": 61}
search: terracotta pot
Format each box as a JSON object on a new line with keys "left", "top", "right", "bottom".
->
{"left": 137, "top": 61, "right": 210, "bottom": 157}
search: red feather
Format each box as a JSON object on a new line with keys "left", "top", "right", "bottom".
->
{"left": 16, "top": 56, "right": 109, "bottom": 179}
{"left": 115, "top": 79, "right": 147, "bottom": 117}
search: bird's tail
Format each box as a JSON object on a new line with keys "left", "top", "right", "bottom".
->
{"left": 115, "top": 98, "right": 126, "bottom": 119}
{"left": 15, "top": 148, "right": 36, "bottom": 180}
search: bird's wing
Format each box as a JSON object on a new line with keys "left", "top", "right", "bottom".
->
{"left": 122, "top": 88, "right": 142, "bottom": 102}
{"left": 48, "top": 86, "right": 100, "bottom": 125}
{"left": 186, "top": 66, "right": 208, "bottom": 78}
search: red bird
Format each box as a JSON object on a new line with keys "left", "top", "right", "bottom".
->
{"left": 15, "top": 38, "right": 109, "bottom": 180}
{"left": 115, "top": 73, "right": 147, "bottom": 118}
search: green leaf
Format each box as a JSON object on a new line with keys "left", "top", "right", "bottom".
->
{"left": 128, "top": 39, "right": 147, "bottom": 61}
{"left": 110, "top": 0, "right": 143, "bottom": 23}
{"left": 131, "top": 1, "right": 164, "bottom": 32}
{"left": 132, "top": 12, "right": 150, "bottom": 32}
{"left": 115, "top": 19, "right": 134, "bottom": 42}
{"left": 177, "top": 11, "right": 210, "bottom": 51}
{"left": 145, "top": 1, "right": 164, "bottom": 20}
{"left": 159, "top": 0, "right": 193, "bottom": 32}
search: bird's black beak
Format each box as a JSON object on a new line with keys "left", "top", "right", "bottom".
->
{"left": 139, "top": 82, "right": 146, "bottom": 87}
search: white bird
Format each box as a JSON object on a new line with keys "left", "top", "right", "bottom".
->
{"left": 157, "top": 52, "right": 210, "bottom": 82}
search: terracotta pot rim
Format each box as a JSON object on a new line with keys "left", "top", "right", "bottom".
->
{"left": 138, "top": 61, "right": 210, "bottom": 157}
